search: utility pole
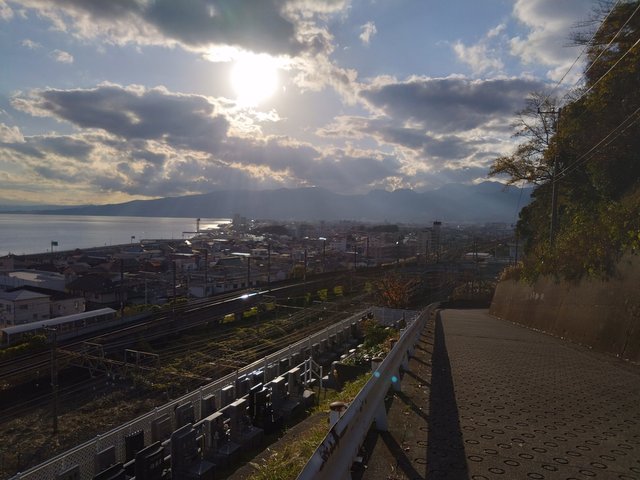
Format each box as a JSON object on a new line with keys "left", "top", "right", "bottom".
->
{"left": 203, "top": 250, "right": 208, "bottom": 296}
{"left": 247, "top": 255, "right": 251, "bottom": 289}
{"left": 303, "top": 248, "right": 307, "bottom": 283}
{"left": 44, "top": 327, "right": 58, "bottom": 434}
{"left": 539, "top": 107, "right": 561, "bottom": 245}
{"left": 353, "top": 243, "right": 357, "bottom": 271}
{"left": 267, "top": 243, "right": 271, "bottom": 291}
{"left": 119, "top": 258, "right": 125, "bottom": 317}
{"left": 550, "top": 112, "right": 561, "bottom": 245}
{"left": 320, "top": 238, "right": 326, "bottom": 273}
{"left": 172, "top": 260, "right": 177, "bottom": 301}
{"left": 366, "top": 236, "right": 370, "bottom": 268}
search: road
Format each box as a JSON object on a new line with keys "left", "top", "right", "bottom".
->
{"left": 362, "top": 309, "right": 640, "bottom": 479}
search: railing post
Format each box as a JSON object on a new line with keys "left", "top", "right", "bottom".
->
{"left": 401, "top": 350, "right": 410, "bottom": 372}
{"left": 374, "top": 401, "right": 388, "bottom": 431}
{"left": 391, "top": 368, "right": 402, "bottom": 392}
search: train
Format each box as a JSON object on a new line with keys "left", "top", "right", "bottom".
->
{"left": 0, "top": 308, "right": 120, "bottom": 347}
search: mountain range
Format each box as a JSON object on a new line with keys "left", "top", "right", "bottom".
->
{"left": 2, "top": 182, "right": 531, "bottom": 223}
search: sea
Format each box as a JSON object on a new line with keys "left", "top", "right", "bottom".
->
{"left": 0, "top": 214, "right": 231, "bottom": 256}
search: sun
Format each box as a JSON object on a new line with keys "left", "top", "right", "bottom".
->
{"left": 230, "top": 54, "right": 279, "bottom": 106}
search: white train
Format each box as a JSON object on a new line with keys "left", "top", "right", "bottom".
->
{"left": 1, "top": 308, "right": 119, "bottom": 347}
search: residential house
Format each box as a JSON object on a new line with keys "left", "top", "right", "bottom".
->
{"left": 0, "top": 289, "right": 51, "bottom": 326}
{"left": 66, "top": 273, "right": 120, "bottom": 309}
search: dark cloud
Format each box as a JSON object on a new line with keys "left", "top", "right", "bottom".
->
{"left": 320, "top": 116, "right": 478, "bottom": 165}
{"left": 2, "top": 134, "right": 92, "bottom": 160}
{"left": 34, "top": 85, "right": 228, "bottom": 142}
{"left": 130, "top": 148, "right": 167, "bottom": 166}
{"left": 146, "top": 0, "right": 301, "bottom": 54}
{"left": 37, "top": 136, "right": 94, "bottom": 158}
{"left": 0, "top": 140, "right": 45, "bottom": 158}
{"left": 32, "top": 163, "right": 79, "bottom": 182}
{"left": 13, "top": 0, "right": 328, "bottom": 56}
{"left": 360, "top": 76, "right": 545, "bottom": 132}
{"left": 371, "top": 125, "right": 475, "bottom": 160}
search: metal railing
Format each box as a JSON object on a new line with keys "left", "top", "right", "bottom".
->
{"left": 297, "top": 304, "right": 437, "bottom": 480}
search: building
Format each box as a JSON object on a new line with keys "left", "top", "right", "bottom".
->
{"left": 0, "top": 269, "right": 67, "bottom": 292}
{"left": 66, "top": 273, "right": 120, "bottom": 309}
{"left": 0, "top": 289, "right": 51, "bottom": 326}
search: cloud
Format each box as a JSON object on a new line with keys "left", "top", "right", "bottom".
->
{"left": 317, "top": 113, "right": 510, "bottom": 188}
{"left": 487, "top": 24, "right": 506, "bottom": 38}
{"left": 0, "top": 123, "right": 24, "bottom": 142}
{"left": 319, "top": 115, "right": 473, "bottom": 161}
{"left": 359, "top": 21, "right": 377, "bottom": 45}
{"left": 12, "top": 84, "right": 231, "bottom": 146}
{"left": 50, "top": 49, "right": 74, "bottom": 63}
{"left": 7, "top": 1, "right": 363, "bottom": 110}
{"left": 291, "top": 53, "right": 361, "bottom": 104}
{"left": 7, "top": 0, "right": 347, "bottom": 57}
{"left": 453, "top": 25, "right": 506, "bottom": 76}
{"left": 509, "top": 0, "right": 594, "bottom": 78}
{"left": 6, "top": 83, "right": 419, "bottom": 198}
{"left": 360, "top": 75, "right": 545, "bottom": 133}
{"left": 0, "top": 0, "right": 13, "bottom": 20}
{"left": 453, "top": 41, "right": 504, "bottom": 75}
{"left": 21, "top": 38, "right": 41, "bottom": 49}
{"left": 5, "top": 75, "right": 525, "bottom": 201}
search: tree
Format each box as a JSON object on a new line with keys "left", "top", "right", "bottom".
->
{"left": 375, "top": 273, "right": 418, "bottom": 308}
{"left": 493, "top": 0, "right": 640, "bottom": 280}
{"left": 489, "top": 92, "right": 560, "bottom": 186}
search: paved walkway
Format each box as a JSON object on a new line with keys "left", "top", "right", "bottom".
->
{"left": 362, "top": 309, "right": 640, "bottom": 480}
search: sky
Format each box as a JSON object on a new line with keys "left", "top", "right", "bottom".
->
{"left": 0, "top": 0, "right": 600, "bottom": 206}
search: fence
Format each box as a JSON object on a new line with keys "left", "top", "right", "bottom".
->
{"left": 297, "top": 304, "right": 436, "bottom": 480}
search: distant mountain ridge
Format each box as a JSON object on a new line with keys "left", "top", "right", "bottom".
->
{"left": 4, "top": 182, "right": 531, "bottom": 223}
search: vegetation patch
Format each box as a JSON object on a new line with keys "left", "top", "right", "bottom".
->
{"left": 489, "top": 1, "right": 640, "bottom": 281}
{"left": 246, "top": 375, "right": 370, "bottom": 480}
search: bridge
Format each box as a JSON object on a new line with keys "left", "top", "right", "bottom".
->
{"left": 358, "top": 309, "right": 640, "bottom": 480}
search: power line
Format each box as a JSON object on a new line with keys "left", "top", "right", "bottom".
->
{"left": 573, "top": 34, "right": 640, "bottom": 103}
{"left": 579, "top": 1, "right": 640, "bottom": 84}
{"left": 555, "top": 105, "right": 640, "bottom": 180}
{"left": 542, "top": 0, "right": 622, "bottom": 104}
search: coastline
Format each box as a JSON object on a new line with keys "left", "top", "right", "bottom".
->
{"left": 0, "top": 214, "right": 230, "bottom": 257}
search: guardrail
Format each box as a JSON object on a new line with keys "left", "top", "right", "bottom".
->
{"left": 11, "top": 308, "right": 375, "bottom": 480}
{"left": 297, "top": 303, "right": 437, "bottom": 480}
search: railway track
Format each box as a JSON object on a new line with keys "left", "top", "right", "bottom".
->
{"left": 0, "top": 272, "right": 365, "bottom": 415}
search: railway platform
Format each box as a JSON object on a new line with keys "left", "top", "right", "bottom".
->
{"left": 360, "top": 309, "right": 640, "bottom": 479}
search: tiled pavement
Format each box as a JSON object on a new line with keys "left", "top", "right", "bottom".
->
{"left": 361, "top": 309, "right": 640, "bottom": 480}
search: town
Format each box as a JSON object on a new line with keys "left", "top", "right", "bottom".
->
{"left": 0, "top": 216, "right": 515, "bottom": 329}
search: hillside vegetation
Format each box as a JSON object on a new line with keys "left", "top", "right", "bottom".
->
{"left": 491, "top": 0, "right": 640, "bottom": 281}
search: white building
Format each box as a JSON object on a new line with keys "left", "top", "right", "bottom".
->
{"left": 0, "top": 290, "right": 51, "bottom": 326}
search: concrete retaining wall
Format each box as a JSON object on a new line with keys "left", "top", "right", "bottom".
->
{"left": 490, "top": 254, "right": 640, "bottom": 363}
